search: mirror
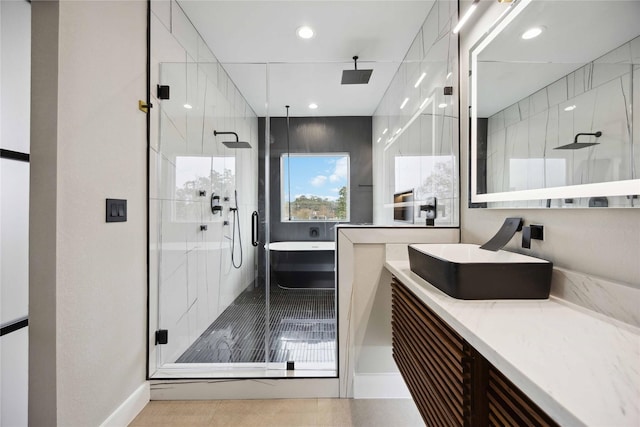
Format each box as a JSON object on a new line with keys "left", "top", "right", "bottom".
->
{"left": 470, "top": 0, "right": 640, "bottom": 208}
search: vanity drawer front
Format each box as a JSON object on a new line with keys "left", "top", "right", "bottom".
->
{"left": 391, "top": 278, "right": 473, "bottom": 426}
{"left": 487, "top": 365, "right": 558, "bottom": 427}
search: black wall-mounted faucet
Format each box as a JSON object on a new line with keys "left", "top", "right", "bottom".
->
{"left": 480, "top": 217, "right": 523, "bottom": 251}
{"left": 522, "top": 224, "right": 544, "bottom": 249}
{"left": 420, "top": 197, "right": 437, "bottom": 226}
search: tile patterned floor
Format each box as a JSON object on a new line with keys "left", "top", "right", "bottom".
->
{"left": 177, "top": 285, "right": 336, "bottom": 365}
{"left": 129, "top": 398, "right": 424, "bottom": 427}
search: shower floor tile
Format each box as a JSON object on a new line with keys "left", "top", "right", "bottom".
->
{"left": 176, "top": 284, "right": 336, "bottom": 365}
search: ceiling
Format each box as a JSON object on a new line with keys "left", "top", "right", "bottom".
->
{"left": 476, "top": 0, "right": 640, "bottom": 117}
{"left": 177, "top": 1, "right": 436, "bottom": 117}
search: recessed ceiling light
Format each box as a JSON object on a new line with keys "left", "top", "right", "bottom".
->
{"left": 395, "top": 128, "right": 402, "bottom": 135}
{"left": 564, "top": 105, "right": 577, "bottom": 112}
{"left": 377, "top": 137, "right": 382, "bottom": 143}
{"left": 446, "top": 72, "right": 453, "bottom": 79}
{"left": 382, "top": 128, "right": 388, "bottom": 135}
{"left": 297, "top": 26, "right": 314, "bottom": 39}
{"left": 522, "top": 26, "right": 544, "bottom": 40}
{"left": 414, "top": 72, "right": 427, "bottom": 88}
{"left": 184, "top": 103, "right": 193, "bottom": 109}
{"left": 419, "top": 97, "right": 430, "bottom": 109}
{"left": 438, "top": 103, "right": 448, "bottom": 109}
{"left": 400, "top": 97, "right": 409, "bottom": 109}
{"left": 309, "top": 103, "right": 318, "bottom": 109}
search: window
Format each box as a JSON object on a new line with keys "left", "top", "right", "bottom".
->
{"left": 174, "top": 155, "right": 235, "bottom": 221}
{"left": 281, "top": 153, "right": 350, "bottom": 222}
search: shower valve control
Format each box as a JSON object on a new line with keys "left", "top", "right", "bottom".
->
{"left": 211, "top": 194, "right": 222, "bottom": 215}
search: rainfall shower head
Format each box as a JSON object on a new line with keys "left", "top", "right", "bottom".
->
{"left": 214, "top": 130, "right": 251, "bottom": 149}
{"left": 555, "top": 131, "right": 602, "bottom": 150}
{"left": 341, "top": 56, "right": 373, "bottom": 85}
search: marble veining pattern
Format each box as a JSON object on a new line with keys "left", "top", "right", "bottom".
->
{"left": 150, "top": 1, "right": 259, "bottom": 371}
{"left": 485, "top": 36, "right": 639, "bottom": 208}
{"left": 551, "top": 267, "right": 640, "bottom": 328}
{"left": 386, "top": 260, "right": 640, "bottom": 426}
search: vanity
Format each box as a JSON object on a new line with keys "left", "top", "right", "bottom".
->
{"left": 386, "top": 258, "right": 640, "bottom": 426}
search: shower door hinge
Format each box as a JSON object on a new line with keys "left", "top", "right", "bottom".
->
{"left": 157, "top": 85, "right": 170, "bottom": 100}
{"left": 139, "top": 100, "right": 153, "bottom": 113}
{"left": 155, "top": 329, "right": 168, "bottom": 345}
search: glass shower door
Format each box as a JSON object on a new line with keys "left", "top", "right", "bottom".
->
{"left": 150, "top": 60, "right": 339, "bottom": 379}
{"left": 151, "top": 61, "right": 266, "bottom": 376}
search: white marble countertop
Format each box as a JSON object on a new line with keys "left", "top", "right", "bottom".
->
{"left": 385, "top": 260, "right": 640, "bottom": 427}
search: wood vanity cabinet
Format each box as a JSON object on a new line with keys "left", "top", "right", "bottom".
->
{"left": 391, "top": 278, "right": 559, "bottom": 427}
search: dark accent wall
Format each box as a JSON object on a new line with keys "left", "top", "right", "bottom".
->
{"left": 469, "top": 118, "right": 488, "bottom": 208}
{"left": 258, "top": 116, "right": 373, "bottom": 282}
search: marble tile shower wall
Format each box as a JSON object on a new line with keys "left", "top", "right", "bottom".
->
{"left": 372, "top": 0, "right": 459, "bottom": 226}
{"left": 150, "top": 0, "right": 259, "bottom": 365}
{"left": 486, "top": 36, "right": 640, "bottom": 208}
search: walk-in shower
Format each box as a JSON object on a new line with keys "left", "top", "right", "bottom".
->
{"left": 150, "top": 59, "right": 339, "bottom": 379}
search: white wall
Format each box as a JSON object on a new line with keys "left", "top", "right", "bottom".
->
{"left": 337, "top": 227, "right": 460, "bottom": 398}
{"left": 0, "top": 1, "right": 30, "bottom": 425}
{"left": 30, "top": 1, "right": 147, "bottom": 425}
{"left": 149, "top": 0, "right": 259, "bottom": 368}
{"left": 460, "top": 1, "right": 640, "bottom": 287}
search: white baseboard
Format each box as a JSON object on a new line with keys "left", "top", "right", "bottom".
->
{"left": 150, "top": 378, "right": 340, "bottom": 400}
{"left": 100, "top": 382, "right": 150, "bottom": 427}
{"left": 353, "top": 373, "right": 411, "bottom": 399}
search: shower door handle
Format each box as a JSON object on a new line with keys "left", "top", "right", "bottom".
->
{"left": 251, "top": 211, "right": 259, "bottom": 247}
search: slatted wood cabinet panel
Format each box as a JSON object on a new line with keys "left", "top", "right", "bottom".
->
{"left": 391, "top": 277, "right": 559, "bottom": 427}
{"left": 487, "top": 364, "right": 558, "bottom": 426}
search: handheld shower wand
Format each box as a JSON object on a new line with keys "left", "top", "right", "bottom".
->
{"left": 229, "top": 189, "right": 243, "bottom": 269}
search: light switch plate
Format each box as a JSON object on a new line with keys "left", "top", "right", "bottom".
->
{"left": 106, "top": 199, "right": 127, "bottom": 222}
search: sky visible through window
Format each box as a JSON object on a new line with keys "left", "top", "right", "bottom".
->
{"left": 282, "top": 154, "right": 349, "bottom": 221}
{"left": 283, "top": 155, "right": 348, "bottom": 202}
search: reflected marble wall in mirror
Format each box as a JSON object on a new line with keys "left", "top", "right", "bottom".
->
{"left": 470, "top": 0, "right": 640, "bottom": 208}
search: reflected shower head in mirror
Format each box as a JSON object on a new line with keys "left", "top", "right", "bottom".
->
{"left": 341, "top": 56, "right": 373, "bottom": 85}
{"left": 555, "top": 131, "right": 602, "bottom": 150}
{"left": 213, "top": 130, "right": 251, "bottom": 149}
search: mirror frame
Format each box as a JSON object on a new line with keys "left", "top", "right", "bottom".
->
{"left": 469, "top": 0, "right": 640, "bottom": 205}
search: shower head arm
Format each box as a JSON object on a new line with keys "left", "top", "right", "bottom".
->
{"left": 213, "top": 130, "right": 239, "bottom": 142}
{"left": 574, "top": 131, "right": 602, "bottom": 143}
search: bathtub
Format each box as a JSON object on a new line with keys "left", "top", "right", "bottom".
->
{"left": 267, "top": 241, "right": 336, "bottom": 289}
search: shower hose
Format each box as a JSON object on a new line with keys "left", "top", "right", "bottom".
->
{"left": 230, "top": 189, "right": 243, "bottom": 269}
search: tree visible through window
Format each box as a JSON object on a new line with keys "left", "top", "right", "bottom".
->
{"left": 282, "top": 154, "right": 350, "bottom": 222}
